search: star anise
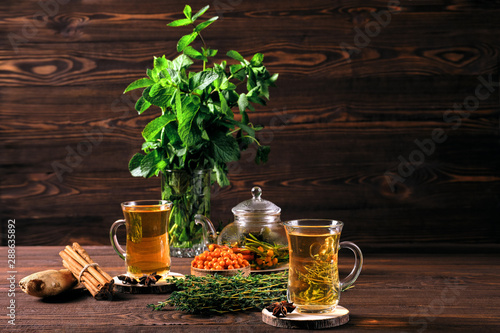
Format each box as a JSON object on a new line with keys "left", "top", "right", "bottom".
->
{"left": 138, "top": 273, "right": 162, "bottom": 286}
{"left": 117, "top": 275, "right": 138, "bottom": 284}
{"left": 265, "top": 300, "right": 296, "bottom": 317}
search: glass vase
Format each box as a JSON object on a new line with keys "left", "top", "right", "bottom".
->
{"left": 161, "top": 169, "right": 211, "bottom": 257}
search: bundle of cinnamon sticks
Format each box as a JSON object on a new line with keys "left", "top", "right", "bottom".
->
{"left": 59, "top": 242, "right": 114, "bottom": 300}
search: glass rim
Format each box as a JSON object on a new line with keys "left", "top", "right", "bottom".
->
{"left": 283, "top": 219, "right": 344, "bottom": 228}
{"left": 121, "top": 200, "right": 172, "bottom": 208}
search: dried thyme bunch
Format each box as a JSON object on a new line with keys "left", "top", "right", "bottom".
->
{"left": 148, "top": 272, "right": 287, "bottom": 314}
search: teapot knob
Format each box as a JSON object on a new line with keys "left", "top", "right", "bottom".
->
{"left": 251, "top": 186, "right": 262, "bottom": 200}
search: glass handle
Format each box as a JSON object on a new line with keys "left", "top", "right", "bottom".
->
{"left": 339, "top": 241, "right": 363, "bottom": 290}
{"left": 195, "top": 214, "right": 217, "bottom": 248}
{"left": 110, "top": 219, "right": 126, "bottom": 260}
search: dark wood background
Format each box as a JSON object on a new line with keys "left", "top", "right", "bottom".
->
{"left": 1, "top": 0, "right": 499, "bottom": 251}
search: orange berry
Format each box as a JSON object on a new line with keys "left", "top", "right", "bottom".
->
{"left": 242, "top": 260, "right": 249, "bottom": 266}
{"left": 256, "top": 258, "right": 264, "bottom": 265}
{"left": 273, "top": 257, "right": 278, "bottom": 264}
{"left": 257, "top": 246, "right": 264, "bottom": 252}
{"left": 208, "top": 244, "right": 215, "bottom": 252}
{"left": 267, "top": 249, "right": 274, "bottom": 257}
{"left": 228, "top": 265, "right": 234, "bottom": 270}
{"left": 206, "top": 255, "right": 213, "bottom": 261}
{"left": 234, "top": 264, "right": 240, "bottom": 269}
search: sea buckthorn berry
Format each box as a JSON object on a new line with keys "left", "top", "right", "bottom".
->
{"left": 267, "top": 249, "right": 274, "bottom": 257}
{"left": 257, "top": 246, "right": 264, "bottom": 252}
{"left": 228, "top": 265, "right": 234, "bottom": 270}
{"left": 208, "top": 244, "right": 216, "bottom": 252}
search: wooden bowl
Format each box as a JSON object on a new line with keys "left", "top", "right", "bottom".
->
{"left": 191, "top": 265, "right": 251, "bottom": 277}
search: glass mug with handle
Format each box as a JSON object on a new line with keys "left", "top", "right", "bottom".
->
{"left": 283, "top": 219, "right": 363, "bottom": 313}
{"left": 110, "top": 200, "right": 172, "bottom": 278}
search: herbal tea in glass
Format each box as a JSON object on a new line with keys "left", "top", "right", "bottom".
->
{"left": 110, "top": 200, "right": 172, "bottom": 278}
{"left": 283, "top": 219, "right": 363, "bottom": 313}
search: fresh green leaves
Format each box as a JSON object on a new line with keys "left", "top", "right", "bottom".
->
{"left": 177, "top": 32, "right": 198, "bottom": 52}
{"left": 149, "top": 272, "right": 288, "bottom": 313}
{"left": 124, "top": 4, "right": 278, "bottom": 187}
{"left": 189, "top": 71, "right": 218, "bottom": 91}
{"left": 142, "top": 114, "right": 176, "bottom": 141}
{"left": 168, "top": 4, "right": 218, "bottom": 53}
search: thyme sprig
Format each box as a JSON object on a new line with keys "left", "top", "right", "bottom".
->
{"left": 148, "top": 272, "right": 287, "bottom": 314}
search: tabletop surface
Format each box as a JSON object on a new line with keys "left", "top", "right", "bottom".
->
{"left": 1, "top": 246, "right": 499, "bottom": 332}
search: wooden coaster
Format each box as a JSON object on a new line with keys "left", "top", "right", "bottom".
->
{"left": 112, "top": 272, "right": 184, "bottom": 294}
{"left": 262, "top": 305, "right": 349, "bottom": 329}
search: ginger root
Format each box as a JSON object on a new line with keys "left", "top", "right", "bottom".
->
{"left": 19, "top": 269, "right": 77, "bottom": 297}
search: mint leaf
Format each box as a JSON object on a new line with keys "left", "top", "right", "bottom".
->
{"left": 140, "top": 150, "right": 160, "bottom": 177}
{"left": 177, "top": 32, "right": 198, "bottom": 52}
{"left": 163, "top": 122, "right": 182, "bottom": 146}
{"left": 255, "top": 145, "right": 270, "bottom": 164}
{"left": 210, "top": 131, "right": 240, "bottom": 163}
{"left": 154, "top": 56, "right": 168, "bottom": 69}
{"left": 189, "top": 71, "right": 219, "bottom": 91}
{"left": 269, "top": 73, "right": 279, "bottom": 84}
{"left": 143, "top": 85, "right": 175, "bottom": 108}
{"left": 167, "top": 18, "right": 192, "bottom": 27}
{"left": 207, "top": 48, "right": 218, "bottom": 57}
{"left": 183, "top": 46, "right": 207, "bottom": 61}
{"left": 228, "top": 119, "right": 255, "bottom": 137}
{"left": 219, "top": 91, "right": 230, "bottom": 115}
{"left": 192, "top": 5, "right": 209, "bottom": 21}
{"left": 250, "top": 53, "right": 264, "bottom": 66}
{"left": 194, "top": 16, "right": 218, "bottom": 32}
{"left": 142, "top": 114, "right": 176, "bottom": 141}
{"left": 124, "top": 78, "right": 154, "bottom": 94}
{"left": 214, "top": 162, "right": 230, "bottom": 187}
{"left": 237, "top": 93, "right": 249, "bottom": 113}
{"left": 135, "top": 96, "right": 151, "bottom": 114}
{"left": 183, "top": 5, "right": 192, "bottom": 19}
{"left": 129, "top": 153, "right": 145, "bottom": 177}
{"left": 178, "top": 101, "right": 201, "bottom": 146}
{"left": 226, "top": 50, "right": 245, "bottom": 62}
{"left": 173, "top": 54, "right": 194, "bottom": 70}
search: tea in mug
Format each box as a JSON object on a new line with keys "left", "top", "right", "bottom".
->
{"left": 123, "top": 205, "right": 171, "bottom": 278}
{"left": 287, "top": 231, "right": 340, "bottom": 313}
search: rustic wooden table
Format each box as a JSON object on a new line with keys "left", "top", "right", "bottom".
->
{"left": 1, "top": 246, "right": 499, "bottom": 332}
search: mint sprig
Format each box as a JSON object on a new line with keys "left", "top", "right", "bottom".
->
{"left": 124, "top": 4, "right": 278, "bottom": 187}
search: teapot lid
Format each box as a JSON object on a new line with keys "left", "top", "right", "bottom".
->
{"left": 232, "top": 186, "right": 281, "bottom": 216}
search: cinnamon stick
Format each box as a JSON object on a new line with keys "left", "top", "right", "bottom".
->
{"left": 59, "top": 243, "right": 113, "bottom": 300}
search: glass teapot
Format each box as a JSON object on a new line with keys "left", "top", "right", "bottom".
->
{"left": 195, "top": 186, "right": 289, "bottom": 270}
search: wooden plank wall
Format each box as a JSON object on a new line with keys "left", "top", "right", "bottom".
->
{"left": 1, "top": 0, "right": 499, "bottom": 250}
